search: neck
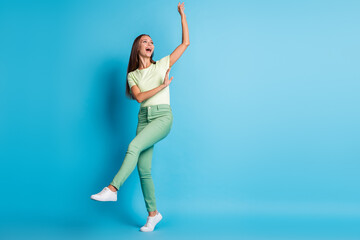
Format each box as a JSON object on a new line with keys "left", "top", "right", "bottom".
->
{"left": 138, "top": 55, "right": 151, "bottom": 69}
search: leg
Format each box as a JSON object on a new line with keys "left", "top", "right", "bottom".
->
{"left": 110, "top": 115, "right": 172, "bottom": 190}
{"left": 137, "top": 145, "right": 157, "bottom": 213}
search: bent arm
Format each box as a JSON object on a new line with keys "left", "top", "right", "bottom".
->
{"left": 131, "top": 85, "right": 166, "bottom": 103}
{"left": 131, "top": 67, "right": 173, "bottom": 103}
{"left": 170, "top": 3, "right": 190, "bottom": 67}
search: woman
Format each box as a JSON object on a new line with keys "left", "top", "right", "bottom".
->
{"left": 90, "top": 2, "right": 190, "bottom": 232}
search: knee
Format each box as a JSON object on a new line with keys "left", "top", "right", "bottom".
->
{"left": 137, "top": 164, "right": 152, "bottom": 177}
{"left": 127, "top": 141, "right": 140, "bottom": 156}
{"left": 138, "top": 168, "right": 152, "bottom": 179}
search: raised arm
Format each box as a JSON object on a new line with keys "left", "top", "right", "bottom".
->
{"left": 169, "top": 2, "right": 190, "bottom": 67}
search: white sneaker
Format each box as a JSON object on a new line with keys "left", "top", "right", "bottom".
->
{"left": 90, "top": 187, "right": 117, "bottom": 201}
{"left": 140, "top": 212, "right": 163, "bottom": 232}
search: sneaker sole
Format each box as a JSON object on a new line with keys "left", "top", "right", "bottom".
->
{"left": 90, "top": 196, "right": 117, "bottom": 202}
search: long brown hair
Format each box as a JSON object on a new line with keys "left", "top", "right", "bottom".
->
{"left": 126, "top": 34, "right": 156, "bottom": 99}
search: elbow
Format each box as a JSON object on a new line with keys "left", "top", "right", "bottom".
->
{"left": 134, "top": 95, "right": 143, "bottom": 103}
{"left": 184, "top": 42, "right": 190, "bottom": 47}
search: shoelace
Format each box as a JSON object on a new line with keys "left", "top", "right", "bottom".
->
{"left": 98, "top": 188, "right": 108, "bottom": 196}
{"left": 144, "top": 222, "right": 152, "bottom": 228}
{"left": 143, "top": 214, "right": 158, "bottom": 228}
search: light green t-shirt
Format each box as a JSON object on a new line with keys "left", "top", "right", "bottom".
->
{"left": 128, "top": 55, "right": 170, "bottom": 107}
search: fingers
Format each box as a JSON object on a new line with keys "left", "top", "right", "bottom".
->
{"left": 164, "top": 75, "right": 173, "bottom": 87}
{"left": 178, "top": 2, "right": 185, "bottom": 11}
{"left": 165, "top": 68, "right": 173, "bottom": 86}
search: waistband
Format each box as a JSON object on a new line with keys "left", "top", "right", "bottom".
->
{"left": 139, "top": 104, "right": 171, "bottom": 111}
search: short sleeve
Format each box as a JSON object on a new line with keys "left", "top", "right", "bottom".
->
{"left": 127, "top": 72, "right": 137, "bottom": 93}
{"left": 157, "top": 55, "right": 170, "bottom": 72}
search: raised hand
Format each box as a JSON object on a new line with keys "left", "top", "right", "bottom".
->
{"left": 163, "top": 68, "right": 173, "bottom": 87}
{"left": 178, "top": 2, "right": 185, "bottom": 16}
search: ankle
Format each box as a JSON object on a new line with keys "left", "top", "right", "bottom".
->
{"left": 107, "top": 184, "right": 117, "bottom": 192}
{"left": 148, "top": 210, "right": 158, "bottom": 217}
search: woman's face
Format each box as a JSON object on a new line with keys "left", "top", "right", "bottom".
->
{"left": 138, "top": 35, "right": 154, "bottom": 58}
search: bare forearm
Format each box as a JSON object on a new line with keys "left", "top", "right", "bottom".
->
{"left": 181, "top": 13, "right": 190, "bottom": 45}
{"left": 135, "top": 84, "right": 166, "bottom": 103}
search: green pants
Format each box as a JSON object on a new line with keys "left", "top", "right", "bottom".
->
{"left": 110, "top": 104, "right": 173, "bottom": 212}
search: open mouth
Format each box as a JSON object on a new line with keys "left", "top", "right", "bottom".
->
{"left": 146, "top": 48, "right": 152, "bottom": 53}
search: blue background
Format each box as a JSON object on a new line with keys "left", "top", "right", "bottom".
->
{"left": 1, "top": 0, "right": 359, "bottom": 239}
